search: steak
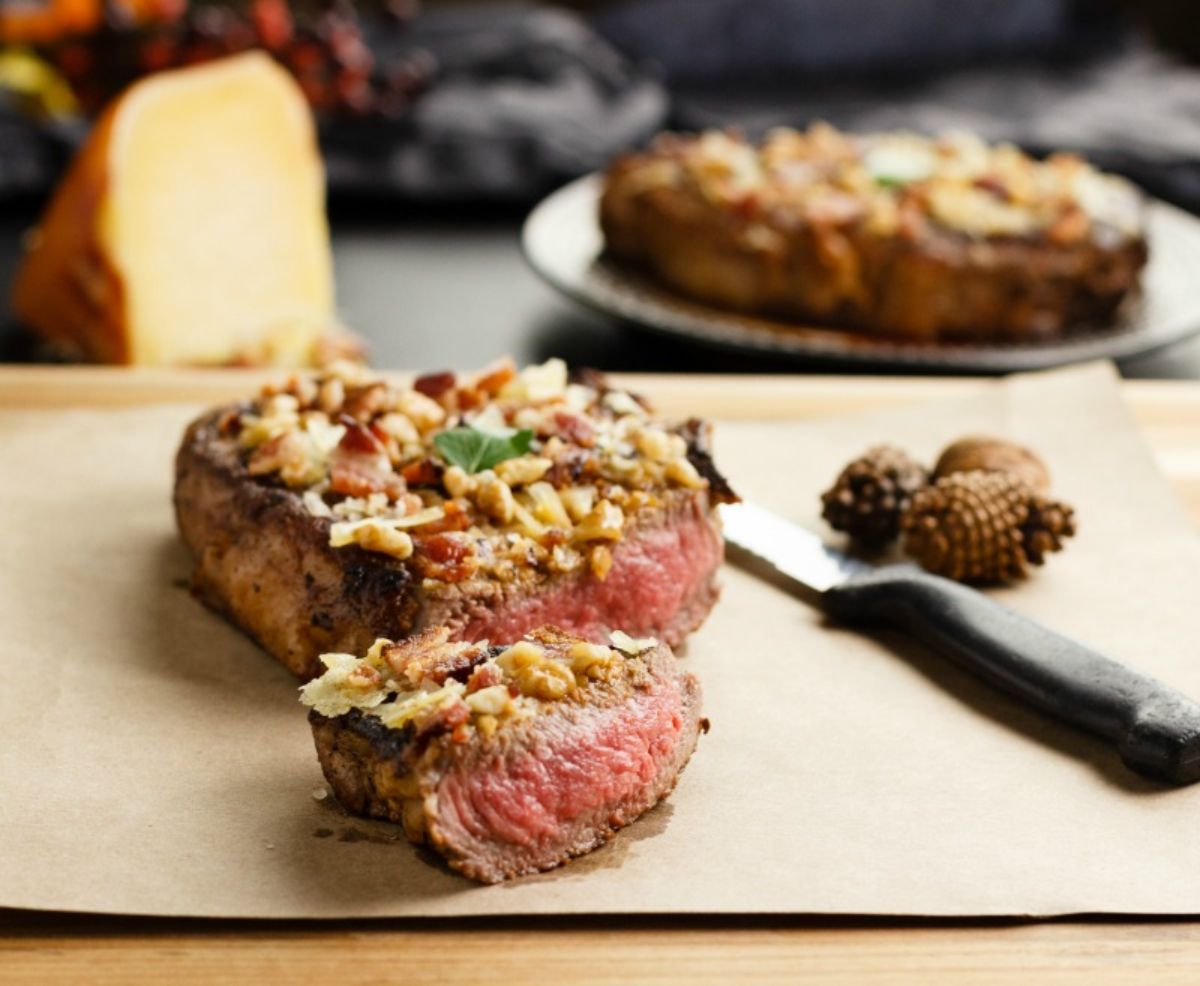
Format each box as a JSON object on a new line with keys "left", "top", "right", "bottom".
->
{"left": 174, "top": 359, "right": 735, "bottom": 679}
{"left": 304, "top": 626, "right": 705, "bottom": 882}
{"left": 600, "top": 126, "right": 1148, "bottom": 342}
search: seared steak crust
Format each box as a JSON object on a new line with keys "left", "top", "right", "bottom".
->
{"left": 309, "top": 638, "right": 703, "bottom": 883}
{"left": 600, "top": 127, "right": 1148, "bottom": 342}
{"left": 175, "top": 408, "right": 725, "bottom": 680}
{"left": 176, "top": 409, "right": 420, "bottom": 676}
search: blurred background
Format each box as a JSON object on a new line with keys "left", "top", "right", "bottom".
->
{"left": 3, "top": 0, "right": 1200, "bottom": 374}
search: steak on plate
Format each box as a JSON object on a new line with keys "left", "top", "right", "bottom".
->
{"left": 174, "top": 358, "right": 736, "bottom": 679}
{"left": 303, "top": 625, "right": 706, "bottom": 882}
{"left": 600, "top": 125, "right": 1148, "bottom": 341}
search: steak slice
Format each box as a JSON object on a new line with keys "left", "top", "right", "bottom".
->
{"left": 304, "top": 626, "right": 705, "bottom": 882}
{"left": 174, "top": 360, "right": 735, "bottom": 680}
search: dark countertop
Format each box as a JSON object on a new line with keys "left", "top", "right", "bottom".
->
{"left": 4, "top": 200, "right": 1200, "bottom": 378}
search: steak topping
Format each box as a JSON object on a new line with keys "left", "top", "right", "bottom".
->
{"left": 301, "top": 625, "right": 656, "bottom": 742}
{"left": 228, "top": 358, "right": 735, "bottom": 586}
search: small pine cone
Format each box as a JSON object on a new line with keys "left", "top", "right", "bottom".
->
{"left": 821, "top": 445, "right": 929, "bottom": 548}
{"left": 901, "top": 471, "right": 1076, "bottom": 584}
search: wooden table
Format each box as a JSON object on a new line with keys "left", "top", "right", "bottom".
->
{"left": 6, "top": 367, "right": 1200, "bottom": 984}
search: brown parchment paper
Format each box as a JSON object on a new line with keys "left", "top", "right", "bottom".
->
{"left": 3, "top": 362, "right": 1200, "bottom": 919}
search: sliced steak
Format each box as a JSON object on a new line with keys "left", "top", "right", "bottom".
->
{"left": 304, "top": 626, "right": 705, "bottom": 882}
{"left": 174, "top": 360, "right": 735, "bottom": 679}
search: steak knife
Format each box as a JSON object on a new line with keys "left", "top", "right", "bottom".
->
{"left": 722, "top": 500, "right": 1200, "bottom": 785}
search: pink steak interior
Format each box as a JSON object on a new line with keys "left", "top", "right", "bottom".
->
{"left": 455, "top": 506, "right": 722, "bottom": 646}
{"left": 435, "top": 670, "right": 688, "bottom": 853}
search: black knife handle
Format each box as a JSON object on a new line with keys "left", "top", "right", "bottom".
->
{"left": 822, "top": 565, "right": 1200, "bottom": 785}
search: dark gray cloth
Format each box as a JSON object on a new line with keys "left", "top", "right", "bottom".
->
{"left": 593, "top": 0, "right": 1113, "bottom": 84}
{"left": 324, "top": 5, "right": 667, "bottom": 200}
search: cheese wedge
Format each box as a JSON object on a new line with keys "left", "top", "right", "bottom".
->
{"left": 12, "top": 52, "right": 335, "bottom": 366}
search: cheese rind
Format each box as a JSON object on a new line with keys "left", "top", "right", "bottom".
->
{"left": 13, "top": 52, "right": 335, "bottom": 367}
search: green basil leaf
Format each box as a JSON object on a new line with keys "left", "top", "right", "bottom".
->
{"left": 433, "top": 426, "right": 534, "bottom": 474}
{"left": 872, "top": 173, "right": 911, "bottom": 189}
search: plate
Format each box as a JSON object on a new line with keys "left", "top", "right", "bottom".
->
{"left": 522, "top": 174, "right": 1200, "bottom": 372}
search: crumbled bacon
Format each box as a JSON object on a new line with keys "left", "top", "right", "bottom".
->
{"left": 412, "top": 531, "right": 478, "bottom": 582}
{"left": 413, "top": 371, "right": 457, "bottom": 401}
{"left": 384, "top": 637, "right": 485, "bottom": 689}
{"left": 329, "top": 429, "right": 405, "bottom": 499}
{"left": 552, "top": 411, "right": 595, "bottom": 447}
{"left": 455, "top": 387, "right": 486, "bottom": 412}
{"left": 470, "top": 357, "right": 517, "bottom": 396}
{"left": 401, "top": 458, "right": 443, "bottom": 487}
{"left": 466, "top": 661, "right": 503, "bottom": 694}
{"left": 411, "top": 499, "right": 472, "bottom": 535}
{"left": 414, "top": 696, "right": 471, "bottom": 741}
{"left": 338, "top": 417, "right": 385, "bottom": 455}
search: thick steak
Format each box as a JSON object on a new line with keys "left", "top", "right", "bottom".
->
{"left": 174, "top": 360, "right": 734, "bottom": 679}
{"left": 305, "top": 626, "right": 705, "bottom": 882}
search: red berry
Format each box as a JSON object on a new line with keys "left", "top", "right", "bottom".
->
{"left": 251, "top": 0, "right": 293, "bottom": 50}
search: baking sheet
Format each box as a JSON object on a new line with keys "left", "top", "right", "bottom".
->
{"left": 3, "top": 362, "right": 1200, "bottom": 918}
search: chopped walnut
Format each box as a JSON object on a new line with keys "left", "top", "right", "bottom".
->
{"left": 525, "top": 482, "right": 571, "bottom": 529}
{"left": 395, "top": 389, "right": 445, "bottom": 432}
{"left": 495, "top": 455, "right": 553, "bottom": 488}
{"left": 329, "top": 519, "right": 415, "bottom": 559}
{"left": 589, "top": 544, "right": 613, "bottom": 580}
{"left": 475, "top": 473, "right": 516, "bottom": 524}
{"left": 317, "top": 376, "right": 345, "bottom": 415}
{"left": 573, "top": 500, "right": 624, "bottom": 542}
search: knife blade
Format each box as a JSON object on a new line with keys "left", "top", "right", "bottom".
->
{"left": 721, "top": 500, "right": 1200, "bottom": 785}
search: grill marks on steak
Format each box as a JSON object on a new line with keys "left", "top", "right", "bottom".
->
{"left": 175, "top": 412, "right": 419, "bottom": 676}
{"left": 309, "top": 637, "right": 703, "bottom": 883}
{"left": 175, "top": 409, "right": 726, "bottom": 679}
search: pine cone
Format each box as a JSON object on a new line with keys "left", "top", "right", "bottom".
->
{"left": 820, "top": 445, "right": 929, "bottom": 548}
{"left": 1023, "top": 496, "right": 1076, "bottom": 564}
{"left": 901, "top": 471, "right": 1076, "bottom": 584}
